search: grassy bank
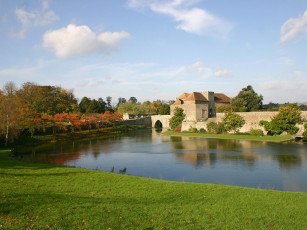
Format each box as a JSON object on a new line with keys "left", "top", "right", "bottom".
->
{"left": 163, "top": 130, "right": 294, "bottom": 142}
{"left": 1, "top": 150, "right": 306, "bottom": 229}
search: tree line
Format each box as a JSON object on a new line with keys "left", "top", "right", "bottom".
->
{"left": 0, "top": 81, "right": 172, "bottom": 145}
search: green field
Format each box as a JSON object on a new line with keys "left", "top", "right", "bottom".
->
{"left": 0, "top": 149, "right": 306, "bottom": 229}
{"left": 163, "top": 130, "right": 294, "bottom": 142}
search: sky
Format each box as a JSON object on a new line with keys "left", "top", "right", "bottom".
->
{"left": 1, "top": 0, "right": 307, "bottom": 104}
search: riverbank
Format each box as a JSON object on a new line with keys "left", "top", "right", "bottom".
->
{"left": 163, "top": 130, "right": 294, "bottom": 142}
{"left": 11, "top": 124, "right": 147, "bottom": 146}
{"left": 1, "top": 150, "right": 306, "bottom": 229}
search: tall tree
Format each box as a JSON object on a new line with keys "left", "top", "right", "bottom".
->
{"left": 117, "top": 97, "right": 127, "bottom": 107}
{"left": 231, "top": 85, "right": 263, "bottom": 111}
{"left": 79, "top": 97, "right": 91, "bottom": 113}
{"left": 86, "top": 99, "right": 104, "bottom": 113}
{"left": 0, "top": 83, "right": 19, "bottom": 145}
{"left": 159, "top": 104, "right": 170, "bottom": 115}
{"left": 169, "top": 107, "right": 185, "bottom": 130}
{"left": 128, "top": 97, "right": 137, "bottom": 103}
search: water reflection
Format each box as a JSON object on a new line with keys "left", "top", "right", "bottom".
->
{"left": 15, "top": 129, "right": 307, "bottom": 192}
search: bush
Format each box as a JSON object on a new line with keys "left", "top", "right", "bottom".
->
{"left": 304, "top": 123, "right": 307, "bottom": 137}
{"left": 223, "top": 112, "right": 245, "bottom": 133}
{"left": 188, "top": 127, "right": 198, "bottom": 133}
{"left": 250, "top": 129, "right": 264, "bottom": 136}
{"left": 260, "top": 104, "right": 302, "bottom": 135}
{"left": 207, "top": 122, "right": 217, "bottom": 134}
{"left": 239, "top": 107, "right": 248, "bottom": 112}
{"left": 199, "top": 128, "right": 206, "bottom": 133}
{"left": 206, "top": 122, "right": 225, "bottom": 134}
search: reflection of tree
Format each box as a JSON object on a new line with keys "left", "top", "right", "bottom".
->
{"left": 277, "top": 154, "right": 301, "bottom": 171}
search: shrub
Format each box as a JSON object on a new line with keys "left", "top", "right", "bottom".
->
{"left": 188, "top": 127, "right": 198, "bottom": 133}
{"left": 260, "top": 104, "right": 302, "bottom": 135}
{"left": 222, "top": 112, "right": 245, "bottom": 133}
{"left": 239, "top": 107, "right": 248, "bottom": 112}
{"left": 250, "top": 129, "right": 264, "bottom": 136}
{"left": 216, "top": 104, "right": 234, "bottom": 113}
{"left": 174, "top": 127, "right": 181, "bottom": 133}
{"left": 199, "top": 128, "right": 206, "bottom": 133}
{"left": 304, "top": 123, "right": 307, "bottom": 137}
{"left": 207, "top": 122, "right": 225, "bottom": 134}
{"left": 207, "top": 122, "right": 217, "bottom": 134}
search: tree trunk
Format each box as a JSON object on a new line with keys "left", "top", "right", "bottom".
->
{"left": 5, "top": 114, "right": 9, "bottom": 147}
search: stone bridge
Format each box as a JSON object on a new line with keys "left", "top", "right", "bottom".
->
{"left": 151, "top": 115, "right": 171, "bottom": 128}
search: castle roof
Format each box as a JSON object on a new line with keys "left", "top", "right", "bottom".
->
{"left": 214, "top": 93, "right": 231, "bottom": 103}
{"left": 185, "top": 92, "right": 208, "bottom": 101}
{"left": 172, "top": 91, "right": 230, "bottom": 105}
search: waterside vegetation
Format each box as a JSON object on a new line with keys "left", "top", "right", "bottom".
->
{"left": 1, "top": 149, "right": 307, "bottom": 229}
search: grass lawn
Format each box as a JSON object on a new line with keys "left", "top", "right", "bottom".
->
{"left": 163, "top": 131, "right": 294, "bottom": 142}
{"left": 1, "top": 149, "right": 306, "bottom": 229}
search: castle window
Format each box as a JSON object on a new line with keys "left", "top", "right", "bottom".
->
{"left": 202, "top": 109, "right": 206, "bottom": 118}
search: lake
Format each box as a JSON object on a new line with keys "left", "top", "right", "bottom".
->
{"left": 15, "top": 129, "right": 307, "bottom": 192}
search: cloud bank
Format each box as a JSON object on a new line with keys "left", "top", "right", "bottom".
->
{"left": 128, "top": 0, "right": 232, "bottom": 38}
{"left": 280, "top": 9, "right": 307, "bottom": 42}
{"left": 43, "top": 24, "right": 131, "bottom": 58}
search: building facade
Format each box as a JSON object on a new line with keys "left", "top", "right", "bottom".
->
{"left": 170, "top": 91, "right": 231, "bottom": 121}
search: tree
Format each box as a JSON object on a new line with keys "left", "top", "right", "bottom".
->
{"left": 222, "top": 112, "right": 245, "bottom": 133}
{"left": 159, "top": 104, "right": 170, "bottom": 115}
{"left": 216, "top": 104, "right": 237, "bottom": 113}
{"left": 128, "top": 97, "right": 137, "bottom": 103}
{"left": 231, "top": 85, "right": 263, "bottom": 111}
{"left": 17, "top": 83, "right": 79, "bottom": 116}
{"left": 169, "top": 107, "right": 185, "bottom": 130}
{"left": 117, "top": 97, "right": 127, "bottom": 107}
{"left": 260, "top": 103, "right": 302, "bottom": 135}
{"left": 79, "top": 97, "right": 91, "bottom": 113}
{"left": 0, "top": 85, "right": 20, "bottom": 146}
{"left": 86, "top": 99, "right": 104, "bottom": 113}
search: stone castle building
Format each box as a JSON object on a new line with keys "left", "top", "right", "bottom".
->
{"left": 170, "top": 91, "right": 231, "bottom": 121}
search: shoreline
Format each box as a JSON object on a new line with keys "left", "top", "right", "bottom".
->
{"left": 162, "top": 130, "right": 295, "bottom": 142}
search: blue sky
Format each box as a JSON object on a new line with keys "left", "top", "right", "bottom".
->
{"left": 1, "top": 0, "right": 307, "bottom": 104}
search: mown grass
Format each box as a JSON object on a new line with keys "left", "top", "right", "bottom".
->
{"left": 163, "top": 131, "right": 294, "bottom": 142}
{"left": 1, "top": 150, "right": 307, "bottom": 229}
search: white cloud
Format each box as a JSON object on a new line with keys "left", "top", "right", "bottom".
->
{"left": 128, "top": 0, "right": 232, "bottom": 37}
{"left": 280, "top": 10, "right": 307, "bottom": 43}
{"left": 42, "top": 24, "right": 131, "bottom": 58}
{"left": 10, "top": 0, "right": 58, "bottom": 39}
{"left": 214, "top": 69, "right": 231, "bottom": 78}
{"left": 186, "top": 61, "right": 204, "bottom": 72}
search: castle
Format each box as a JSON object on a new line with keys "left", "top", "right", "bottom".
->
{"left": 170, "top": 91, "right": 231, "bottom": 121}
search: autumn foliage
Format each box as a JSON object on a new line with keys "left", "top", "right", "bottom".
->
{"left": 30, "top": 112, "right": 123, "bottom": 135}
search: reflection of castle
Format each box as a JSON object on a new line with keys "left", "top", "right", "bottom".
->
{"left": 171, "top": 137, "right": 267, "bottom": 168}
{"left": 170, "top": 91, "right": 231, "bottom": 121}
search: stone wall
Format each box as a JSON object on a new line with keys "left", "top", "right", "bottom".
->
{"left": 151, "top": 115, "right": 172, "bottom": 128}
{"left": 122, "top": 117, "right": 152, "bottom": 127}
{"left": 182, "top": 111, "right": 307, "bottom": 135}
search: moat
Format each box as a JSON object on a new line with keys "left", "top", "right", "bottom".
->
{"left": 15, "top": 129, "right": 307, "bottom": 192}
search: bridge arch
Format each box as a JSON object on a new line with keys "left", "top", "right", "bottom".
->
{"left": 154, "top": 120, "right": 163, "bottom": 128}
{"left": 151, "top": 115, "right": 171, "bottom": 128}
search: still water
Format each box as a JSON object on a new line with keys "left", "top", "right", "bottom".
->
{"left": 15, "top": 129, "right": 307, "bottom": 192}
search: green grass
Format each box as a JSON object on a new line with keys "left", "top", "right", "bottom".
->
{"left": 1, "top": 150, "right": 307, "bottom": 229}
{"left": 163, "top": 131, "right": 294, "bottom": 142}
